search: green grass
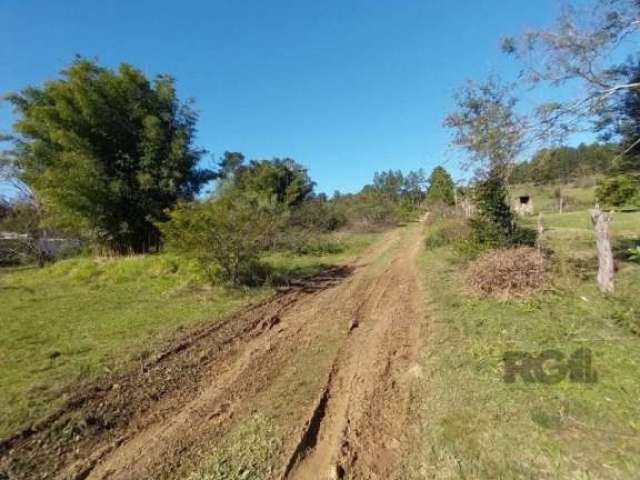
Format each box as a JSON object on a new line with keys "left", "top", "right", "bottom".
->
{"left": 264, "top": 232, "right": 381, "bottom": 281}
{"left": 511, "top": 179, "right": 598, "bottom": 214}
{"left": 0, "top": 231, "right": 380, "bottom": 441}
{"left": 186, "top": 414, "right": 283, "bottom": 480}
{"left": 521, "top": 209, "right": 640, "bottom": 260}
{"left": 405, "top": 221, "right": 640, "bottom": 479}
{"left": 536, "top": 209, "right": 640, "bottom": 234}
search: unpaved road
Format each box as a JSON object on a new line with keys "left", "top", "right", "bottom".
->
{"left": 0, "top": 219, "right": 427, "bottom": 480}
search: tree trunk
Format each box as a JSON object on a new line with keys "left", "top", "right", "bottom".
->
{"left": 590, "top": 209, "right": 614, "bottom": 294}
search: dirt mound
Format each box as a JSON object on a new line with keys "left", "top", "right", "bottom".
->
{"left": 466, "top": 247, "right": 546, "bottom": 299}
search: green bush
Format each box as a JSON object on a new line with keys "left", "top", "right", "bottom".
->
{"left": 596, "top": 174, "right": 640, "bottom": 208}
{"left": 424, "top": 217, "right": 471, "bottom": 250}
{"left": 470, "top": 171, "right": 537, "bottom": 249}
{"left": 288, "top": 200, "right": 347, "bottom": 232}
{"left": 295, "top": 239, "right": 345, "bottom": 256}
{"left": 160, "top": 193, "right": 283, "bottom": 286}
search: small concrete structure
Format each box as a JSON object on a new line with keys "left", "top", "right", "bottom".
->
{"left": 514, "top": 195, "right": 534, "bottom": 216}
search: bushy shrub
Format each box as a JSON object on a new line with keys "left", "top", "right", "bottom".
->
{"left": 288, "top": 199, "right": 347, "bottom": 232}
{"left": 596, "top": 174, "right": 640, "bottom": 208}
{"left": 466, "top": 247, "right": 547, "bottom": 299}
{"left": 160, "top": 193, "right": 283, "bottom": 285}
{"left": 470, "top": 172, "right": 536, "bottom": 249}
{"left": 334, "top": 196, "right": 405, "bottom": 232}
{"left": 424, "top": 217, "right": 471, "bottom": 250}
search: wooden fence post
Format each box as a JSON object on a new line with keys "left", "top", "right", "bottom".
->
{"left": 590, "top": 209, "right": 615, "bottom": 294}
{"left": 536, "top": 212, "right": 544, "bottom": 250}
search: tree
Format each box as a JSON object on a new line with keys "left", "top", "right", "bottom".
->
{"left": 469, "top": 171, "right": 536, "bottom": 248}
{"left": 403, "top": 169, "right": 427, "bottom": 206}
{"left": 596, "top": 174, "right": 640, "bottom": 207}
{"left": 237, "top": 159, "right": 315, "bottom": 207}
{"left": 605, "top": 63, "right": 640, "bottom": 172}
{"left": 4, "top": 58, "right": 213, "bottom": 253}
{"left": 510, "top": 143, "right": 618, "bottom": 184}
{"left": 503, "top": 0, "right": 640, "bottom": 143}
{"left": 425, "top": 166, "right": 455, "bottom": 206}
{"left": 214, "top": 155, "right": 315, "bottom": 207}
{"left": 370, "top": 170, "right": 405, "bottom": 201}
{"left": 444, "top": 76, "right": 526, "bottom": 179}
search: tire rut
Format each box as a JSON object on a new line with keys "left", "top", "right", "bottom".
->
{"left": 283, "top": 221, "right": 426, "bottom": 480}
{"left": 0, "top": 221, "right": 426, "bottom": 480}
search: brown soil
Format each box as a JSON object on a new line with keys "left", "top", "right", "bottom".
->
{"left": 0, "top": 219, "right": 427, "bottom": 480}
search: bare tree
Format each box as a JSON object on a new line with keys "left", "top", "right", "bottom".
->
{"left": 503, "top": 0, "right": 640, "bottom": 143}
{"left": 444, "top": 76, "right": 527, "bottom": 180}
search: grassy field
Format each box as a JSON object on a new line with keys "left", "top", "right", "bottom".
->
{"left": 0, "top": 232, "right": 380, "bottom": 440}
{"left": 406, "top": 211, "right": 640, "bottom": 478}
{"left": 511, "top": 179, "right": 598, "bottom": 213}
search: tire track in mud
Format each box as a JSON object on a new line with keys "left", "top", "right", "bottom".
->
{"left": 0, "top": 267, "right": 354, "bottom": 480}
{"left": 282, "top": 222, "right": 426, "bottom": 480}
{"left": 0, "top": 220, "right": 426, "bottom": 480}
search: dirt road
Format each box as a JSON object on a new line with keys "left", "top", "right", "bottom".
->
{"left": 0, "top": 219, "right": 427, "bottom": 480}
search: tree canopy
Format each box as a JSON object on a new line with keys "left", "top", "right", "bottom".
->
{"left": 214, "top": 153, "right": 315, "bottom": 207}
{"left": 425, "top": 166, "right": 455, "bottom": 205}
{"left": 5, "top": 58, "right": 213, "bottom": 253}
{"left": 444, "top": 77, "right": 526, "bottom": 179}
{"left": 510, "top": 143, "right": 618, "bottom": 184}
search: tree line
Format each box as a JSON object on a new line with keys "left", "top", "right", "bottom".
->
{"left": 510, "top": 143, "right": 618, "bottom": 185}
{"left": 0, "top": 57, "right": 458, "bottom": 280}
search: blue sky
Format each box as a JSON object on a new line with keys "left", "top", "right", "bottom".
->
{"left": 1, "top": 0, "right": 568, "bottom": 195}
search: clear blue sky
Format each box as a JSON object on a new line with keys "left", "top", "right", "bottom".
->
{"left": 1, "top": 0, "right": 566, "bottom": 195}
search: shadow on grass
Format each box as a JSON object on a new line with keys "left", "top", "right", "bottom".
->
{"left": 0, "top": 285, "right": 36, "bottom": 294}
{"left": 613, "top": 237, "right": 640, "bottom": 262}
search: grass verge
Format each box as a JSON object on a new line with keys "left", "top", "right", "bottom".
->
{"left": 405, "top": 220, "right": 640, "bottom": 479}
{"left": 0, "top": 231, "right": 380, "bottom": 440}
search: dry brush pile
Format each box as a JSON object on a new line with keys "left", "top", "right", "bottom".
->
{"left": 466, "top": 247, "right": 547, "bottom": 299}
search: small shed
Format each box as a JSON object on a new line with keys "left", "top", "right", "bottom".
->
{"left": 514, "top": 195, "right": 534, "bottom": 216}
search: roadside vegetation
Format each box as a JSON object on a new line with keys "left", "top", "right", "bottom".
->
{"left": 0, "top": 231, "right": 382, "bottom": 440}
{"left": 407, "top": 222, "right": 640, "bottom": 477}
{"left": 407, "top": 1, "right": 640, "bottom": 474}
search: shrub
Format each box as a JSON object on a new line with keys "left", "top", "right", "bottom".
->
{"left": 295, "top": 238, "right": 345, "bottom": 256}
{"left": 596, "top": 174, "right": 640, "bottom": 207}
{"left": 466, "top": 247, "right": 547, "bottom": 299}
{"left": 288, "top": 200, "right": 347, "bottom": 232}
{"left": 424, "top": 217, "right": 471, "bottom": 250}
{"left": 336, "top": 196, "right": 403, "bottom": 232}
{"left": 160, "top": 193, "right": 283, "bottom": 286}
{"left": 470, "top": 172, "right": 537, "bottom": 249}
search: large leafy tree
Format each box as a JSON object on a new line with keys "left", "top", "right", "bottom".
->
{"left": 5, "top": 58, "right": 213, "bottom": 253}
{"left": 216, "top": 155, "right": 315, "bottom": 207}
{"left": 425, "top": 166, "right": 455, "bottom": 206}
